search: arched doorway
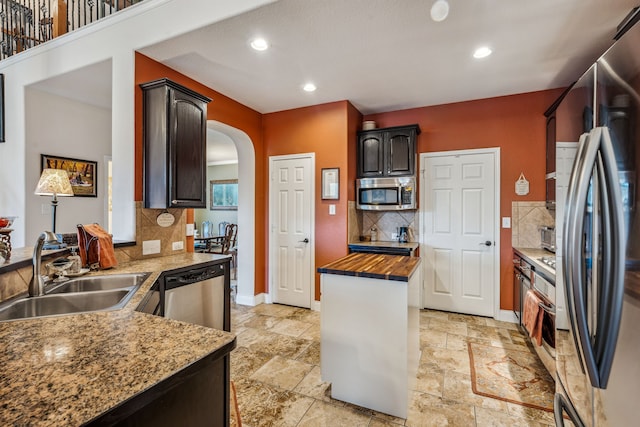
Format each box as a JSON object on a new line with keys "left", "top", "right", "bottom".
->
{"left": 207, "top": 121, "right": 256, "bottom": 305}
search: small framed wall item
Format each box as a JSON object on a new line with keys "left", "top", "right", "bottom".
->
{"left": 41, "top": 154, "right": 98, "bottom": 197}
{"left": 321, "top": 168, "right": 340, "bottom": 200}
{"left": 210, "top": 179, "right": 238, "bottom": 210}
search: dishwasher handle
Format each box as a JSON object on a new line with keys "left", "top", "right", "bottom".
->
{"left": 164, "top": 264, "right": 225, "bottom": 290}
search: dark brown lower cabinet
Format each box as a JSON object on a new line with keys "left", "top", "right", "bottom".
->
{"left": 86, "top": 341, "right": 235, "bottom": 427}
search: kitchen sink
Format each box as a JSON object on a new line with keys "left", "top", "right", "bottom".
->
{"left": 47, "top": 273, "right": 149, "bottom": 294}
{"left": 0, "top": 290, "right": 132, "bottom": 321}
{"left": 0, "top": 272, "right": 150, "bottom": 322}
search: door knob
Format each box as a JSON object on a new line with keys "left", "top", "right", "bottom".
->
{"left": 479, "top": 240, "right": 492, "bottom": 247}
{"left": 299, "top": 238, "right": 310, "bottom": 243}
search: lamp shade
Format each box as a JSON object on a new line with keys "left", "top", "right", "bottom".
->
{"left": 34, "top": 169, "right": 74, "bottom": 197}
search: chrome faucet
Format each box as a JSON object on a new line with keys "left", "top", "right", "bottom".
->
{"left": 29, "top": 231, "right": 59, "bottom": 297}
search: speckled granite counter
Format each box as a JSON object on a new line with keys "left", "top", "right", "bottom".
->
{"left": 317, "top": 252, "right": 421, "bottom": 282}
{"left": 0, "top": 252, "right": 235, "bottom": 426}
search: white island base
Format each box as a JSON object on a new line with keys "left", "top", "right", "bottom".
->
{"left": 320, "top": 269, "right": 421, "bottom": 418}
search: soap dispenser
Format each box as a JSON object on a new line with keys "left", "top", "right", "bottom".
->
{"left": 68, "top": 247, "right": 82, "bottom": 274}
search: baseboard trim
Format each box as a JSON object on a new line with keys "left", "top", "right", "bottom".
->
{"left": 235, "top": 293, "right": 267, "bottom": 306}
{"left": 496, "top": 309, "right": 518, "bottom": 323}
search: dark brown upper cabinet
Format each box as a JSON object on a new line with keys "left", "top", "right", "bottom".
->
{"left": 141, "top": 78, "right": 211, "bottom": 209}
{"left": 357, "top": 124, "right": 420, "bottom": 178}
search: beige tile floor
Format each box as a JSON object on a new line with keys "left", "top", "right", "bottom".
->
{"left": 230, "top": 302, "right": 556, "bottom": 427}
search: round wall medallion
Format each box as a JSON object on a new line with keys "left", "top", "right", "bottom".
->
{"left": 156, "top": 212, "right": 175, "bottom": 227}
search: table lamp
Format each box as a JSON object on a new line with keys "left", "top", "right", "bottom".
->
{"left": 34, "top": 168, "right": 74, "bottom": 247}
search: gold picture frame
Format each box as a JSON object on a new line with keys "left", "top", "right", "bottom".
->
{"left": 41, "top": 154, "right": 97, "bottom": 197}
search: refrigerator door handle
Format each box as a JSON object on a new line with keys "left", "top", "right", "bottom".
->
{"left": 571, "top": 127, "right": 603, "bottom": 385}
{"left": 593, "top": 126, "right": 626, "bottom": 388}
{"left": 562, "top": 132, "right": 590, "bottom": 371}
{"left": 554, "top": 393, "right": 586, "bottom": 427}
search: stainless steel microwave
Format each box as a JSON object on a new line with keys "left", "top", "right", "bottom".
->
{"left": 356, "top": 177, "right": 416, "bottom": 210}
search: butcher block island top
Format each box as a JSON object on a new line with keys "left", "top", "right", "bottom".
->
{"left": 0, "top": 253, "right": 235, "bottom": 426}
{"left": 317, "top": 252, "right": 420, "bottom": 281}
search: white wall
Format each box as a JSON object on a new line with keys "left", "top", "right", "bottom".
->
{"left": 0, "top": 0, "right": 275, "bottom": 247}
{"left": 194, "top": 163, "right": 239, "bottom": 232}
{"left": 25, "top": 89, "right": 111, "bottom": 244}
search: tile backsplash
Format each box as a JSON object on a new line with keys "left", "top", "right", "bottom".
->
{"left": 511, "top": 201, "right": 555, "bottom": 248}
{"left": 348, "top": 202, "right": 418, "bottom": 243}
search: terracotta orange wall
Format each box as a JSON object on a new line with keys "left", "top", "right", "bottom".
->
{"left": 263, "top": 101, "right": 354, "bottom": 300}
{"left": 365, "top": 88, "right": 565, "bottom": 310}
{"left": 134, "top": 53, "right": 266, "bottom": 295}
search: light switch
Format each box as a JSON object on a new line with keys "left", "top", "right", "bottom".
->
{"left": 186, "top": 223, "right": 194, "bottom": 236}
{"left": 329, "top": 204, "right": 336, "bottom": 215}
{"left": 172, "top": 241, "right": 184, "bottom": 251}
{"left": 502, "top": 217, "right": 511, "bottom": 228}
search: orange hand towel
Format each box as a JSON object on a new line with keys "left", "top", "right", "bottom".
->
{"left": 77, "top": 223, "right": 117, "bottom": 269}
{"left": 523, "top": 289, "right": 544, "bottom": 346}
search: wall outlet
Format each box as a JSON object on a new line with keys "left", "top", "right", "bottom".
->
{"left": 391, "top": 232, "right": 398, "bottom": 240}
{"left": 186, "top": 223, "right": 194, "bottom": 236}
{"left": 172, "top": 241, "right": 184, "bottom": 251}
{"left": 142, "top": 240, "right": 161, "bottom": 255}
{"left": 329, "top": 204, "right": 336, "bottom": 215}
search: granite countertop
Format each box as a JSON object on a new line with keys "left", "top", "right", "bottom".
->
{"left": 513, "top": 247, "right": 556, "bottom": 283}
{"left": 318, "top": 252, "right": 421, "bottom": 282}
{"left": 0, "top": 252, "right": 235, "bottom": 426}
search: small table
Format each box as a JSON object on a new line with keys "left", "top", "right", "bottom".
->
{"left": 194, "top": 235, "right": 224, "bottom": 252}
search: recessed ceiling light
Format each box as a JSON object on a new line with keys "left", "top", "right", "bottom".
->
{"left": 473, "top": 46, "right": 492, "bottom": 59}
{"left": 303, "top": 83, "right": 317, "bottom": 92}
{"left": 430, "top": 0, "right": 449, "bottom": 22}
{"left": 250, "top": 38, "right": 269, "bottom": 51}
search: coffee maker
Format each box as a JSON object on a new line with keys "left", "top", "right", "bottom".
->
{"left": 398, "top": 226, "right": 409, "bottom": 243}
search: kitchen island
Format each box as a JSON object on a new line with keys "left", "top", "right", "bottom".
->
{"left": 0, "top": 253, "right": 235, "bottom": 426}
{"left": 318, "top": 252, "right": 421, "bottom": 418}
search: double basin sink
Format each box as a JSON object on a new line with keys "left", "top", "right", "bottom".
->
{"left": 0, "top": 273, "right": 149, "bottom": 322}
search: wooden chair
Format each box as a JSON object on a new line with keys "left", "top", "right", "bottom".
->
{"left": 209, "top": 223, "right": 237, "bottom": 256}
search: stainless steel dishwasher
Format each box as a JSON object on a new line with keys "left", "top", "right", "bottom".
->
{"left": 137, "top": 260, "right": 231, "bottom": 331}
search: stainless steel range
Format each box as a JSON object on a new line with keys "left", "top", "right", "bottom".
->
{"left": 513, "top": 250, "right": 556, "bottom": 378}
{"left": 539, "top": 256, "right": 556, "bottom": 270}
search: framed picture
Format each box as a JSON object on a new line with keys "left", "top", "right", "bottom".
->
{"left": 41, "top": 154, "right": 97, "bottom": 197}
{"left": 322, "top": 168, "right": 340, "bottom": 200}
{"left": 210, "top": 179, "right": 238, "bottom": 210}
{"left": 0, "top": 74, "right": 4, "bottom": 143}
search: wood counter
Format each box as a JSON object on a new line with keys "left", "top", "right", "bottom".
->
{"left": 317, "top": 252, "right": 421, "bottom": 282}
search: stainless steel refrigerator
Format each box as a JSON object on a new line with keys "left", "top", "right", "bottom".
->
{"left": 554, "top": 13, "right": 640, "bottom": 427}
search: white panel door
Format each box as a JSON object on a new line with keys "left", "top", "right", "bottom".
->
{"left": 555, "top": 142, "right": 578, "bottom": 330}
{"left": 270, "top": 155, "right": 313, "bottom": 308}
{"left": 422, "top": 151, "right": 496, "bottom": 316}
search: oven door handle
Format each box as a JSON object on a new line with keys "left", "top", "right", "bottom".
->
{"left": 538, "top": 301, "right": 556, "bottom": 315}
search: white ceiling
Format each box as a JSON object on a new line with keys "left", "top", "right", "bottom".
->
{"left": 207, "top": 129, "right": 238, "bottom": 164}
{"left": 139, "top": 0, "right": 640, "bottom": 115}
{"left": 28, "top": 0, "right": 639, "bottom": 163}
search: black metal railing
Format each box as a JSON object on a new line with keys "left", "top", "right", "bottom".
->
{"left": 0, "top": 0, "right": 143, "bottom": 60}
